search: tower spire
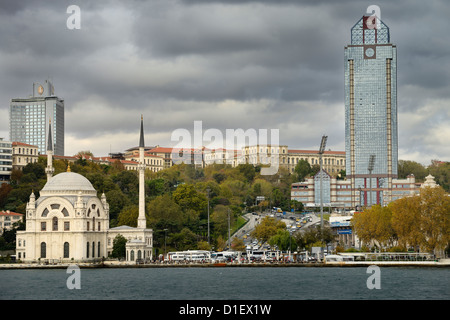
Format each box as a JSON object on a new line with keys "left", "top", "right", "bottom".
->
{"left": 139, "top": 114, "right": 145, "bottom": 148}
{"left": 45, "top": 118, "right": 55, "bottom": 180}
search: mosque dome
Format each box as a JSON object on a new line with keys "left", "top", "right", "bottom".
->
{"left": 40, "top": 172, "right": 97, "bottom": 196}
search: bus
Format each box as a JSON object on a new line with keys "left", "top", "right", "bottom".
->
{"left": 167, "top": 250, "right": 211, "bottom": 262}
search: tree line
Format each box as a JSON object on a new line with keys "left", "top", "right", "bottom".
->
{"left": 352, "top": 186, "right": 450, "bottom": 256}
{"left": 0, "top": 156, "right": 299, "bottom": 255}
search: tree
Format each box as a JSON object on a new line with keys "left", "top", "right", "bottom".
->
{"left": 111, "top": 234, "right": 127, "bottom": 260}
{"left": 147, "top": 194, "right": 183, "bottom": 231}
{"left": 112, "top": 170, "right": 139, "bottom": 197}
{"left": 146, "top": 178, "right": 170, "bottom": 198}
{"left": 427, "top": 161, "right": 449, "bottom": 192}
{"left": 0, "top": 183, "right": 13, "bottom": 209}
{"left": 294, "top": 159, "right": 312, "bottom": 182}
{"left": 390, "top": 195, "right": 421, "bottom": 250}
{"left": 293, "top": 225, "right": 333, "bottom": 251}
{"left": 172, "top": 183, "right": 207, "bottom": 216}
{"left": 231, "top": 237, "right": 246, "bottom": 252}
{"left": 389, "top": 186, "right": 450, "bottom": 256}
{"left": 106, "top": 189, "right": 130, "bottom": 225}
{"left": 352, "top": 205, "right": 396, "bottom": 248}
{"left": 171, "top": 227, "right": 198, "bottom": 251}
{"left": 417, "top": 186, "right": 450, "bottom": 255}
{"left": 251, "top": 216, "right": 286, "bottom": 243}
{"left": 117, "top": 205, "right": 139, "bottom": 227}
{"left": 210, "top": 204, "right": 230, "bottom": 237}
{"left": 269, "top": 230, "right": 294, "bottom": 251}
{"left": 398, "top": 160, "right": 427, "bottom": 181}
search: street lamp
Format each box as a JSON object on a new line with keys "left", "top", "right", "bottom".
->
{"left": 318, "top": 135, "right": 328, "bottom": 230}
{"left": 318, "top": 135, "right": 327, "bottom": 261}
{"left": 164, "top": 228, "right": 168, "bottom": 261}
{"left": 228, "top": 208, "right": 231, "bottom": 250}
{"left": 207, "top": 187, "right": 211, "bottom": 245}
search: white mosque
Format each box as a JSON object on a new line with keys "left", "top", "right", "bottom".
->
{"left": 15, "top": 118, "right": 153, "bottom": 263}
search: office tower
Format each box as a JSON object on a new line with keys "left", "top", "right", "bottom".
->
{"left": 0, "top": 138, "right": 12, "bottom": 182}
{"left": 344, "top": 14, "right": 398, "bottom": 207}
{"left": 9, "top": 80, "right": 64, "bottom": 156}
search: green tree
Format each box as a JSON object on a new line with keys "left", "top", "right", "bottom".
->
{"left": 210, "top": 204, "right": 230, "bottom": 236}
{"left": 117, "top": 205, "right": 139, "bottom": 227}
{"left": 269, "top": 230, "right": 294, "bottom": 251}
{"left": 398, "top": 160, "right": 427, "bottom": 181}
{"left": 171, "top": 227, "right": 198, "bottom": 251}
{"left": 172, "top": 184, "right": 207, "bottom": 216}
{"left": 111, "top": 234, "right": 127, "bottom": 260}
{"left": 147, "top": 194, "right": 183, "bottom": 231}
{"left": 427, "top": 161, "right": 450, "bottom": 192}
{"left": 294, "top": 159, "right": 312, "bottom": 182}
{"left": 112, "top": 170, "right": 139, "bottom": 198}
{"left": 146, "top": 178, "right": 170, "bottom": 198}
{"left": 106, "top": 189, "right": 130, "bottom": 225}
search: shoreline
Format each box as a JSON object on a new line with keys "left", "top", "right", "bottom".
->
{"left": 1, "top": 260, "right": 449, "bottom": 269}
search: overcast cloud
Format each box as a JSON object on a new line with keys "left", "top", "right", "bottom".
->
{"left": 0, "top": 0, "right": 449, "bottom": 165}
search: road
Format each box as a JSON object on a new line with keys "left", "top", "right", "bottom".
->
{"left": 231, "top": 211, "right": 322, "bottom": 250}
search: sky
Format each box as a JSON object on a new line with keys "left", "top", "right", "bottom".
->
{"left": 0, "top": 0, "right": 449, "bottom": 166}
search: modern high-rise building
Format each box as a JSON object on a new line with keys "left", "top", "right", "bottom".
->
{"left": 0, "top": 138, "right": 12, "bottom": 183}
{"left": 9, "top": 80, "right": 64, "bottom": 156}
{"left": 344, "top": 14, "right": 398, "bottom": 207}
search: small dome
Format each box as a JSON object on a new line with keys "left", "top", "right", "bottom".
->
{"left": 41, "top": 172, "right": 96, "bottom": 193}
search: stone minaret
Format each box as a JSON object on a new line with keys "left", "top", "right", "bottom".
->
{"left": 137, "top": 115, "right": 146, "bottom": 229}
{"left": 45, "top": 119, "right": 55, "bottom": 180}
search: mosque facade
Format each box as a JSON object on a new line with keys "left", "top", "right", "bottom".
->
{"left": 15, "top": 118, "right": 153, "bottom": 263}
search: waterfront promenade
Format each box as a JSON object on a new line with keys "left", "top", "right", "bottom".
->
{"left": 1, "top": 259, "right": 449, "bottom": 269}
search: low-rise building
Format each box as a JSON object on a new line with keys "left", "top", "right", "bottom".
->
{"left": 287, "top": 149, "right": 346, "bottom": 176}
{"left": 291, "top": 170, "right": 421, "bottom": 210}
{"left": 12, "top": 141, "right": 39, "bottom": 171}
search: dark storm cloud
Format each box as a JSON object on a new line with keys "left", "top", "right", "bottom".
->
{"left": 0, "top": 0, "right": 448, "bottom": 164}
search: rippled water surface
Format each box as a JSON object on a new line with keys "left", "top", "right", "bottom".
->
{"left": 1, "top": 266, "right": 449, "bottom": 300}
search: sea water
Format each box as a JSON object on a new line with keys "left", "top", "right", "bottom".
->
{"left": 1, "top": 267, "right": 448, "bottom": 300}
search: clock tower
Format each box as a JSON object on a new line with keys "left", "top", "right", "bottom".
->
{"left": 344, "top": 13, "right": 398, "bottom": 208}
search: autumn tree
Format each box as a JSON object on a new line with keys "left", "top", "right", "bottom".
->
{"left": 389, "top": 195, "right": 422, "bottom": 250}
{"left": 251, "top": 216, "right": 286, "bottom": 243}
{"left": 352, "top": 205, "right": 396, "bottom": 248}
{"left": 415, "top": 186, "right": 450, "bottom": 255}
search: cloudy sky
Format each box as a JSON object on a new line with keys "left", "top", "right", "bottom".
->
{"left": 0, "top": 0, "right": 449, "bottom": 165}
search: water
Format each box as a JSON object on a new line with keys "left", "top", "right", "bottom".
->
{"left": 1, "top": 266, "right": 448, "bottom": 301}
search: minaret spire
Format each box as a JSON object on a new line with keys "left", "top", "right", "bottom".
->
{"left": 45, "top": 118, "right": 55, "bottom": 180}
{"left": 137, "top": 115, "right": 146, "bottom": 229}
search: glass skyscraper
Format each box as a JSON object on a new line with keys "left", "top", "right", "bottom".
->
{"left": 345, "top": 14, "right": 398, "bottom": 207}
{"left": 9, "top": 80, "right": 64, "bottom": 156}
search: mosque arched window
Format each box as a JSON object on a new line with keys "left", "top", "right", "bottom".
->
{"left": 63, "top": 242, "right": 69, "bottom": 258}
{"left": 52, "top": 217, "right": 58, "bottom": 231}
{"left": 40, "top": 242, "right": 46, "bottom": 258}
